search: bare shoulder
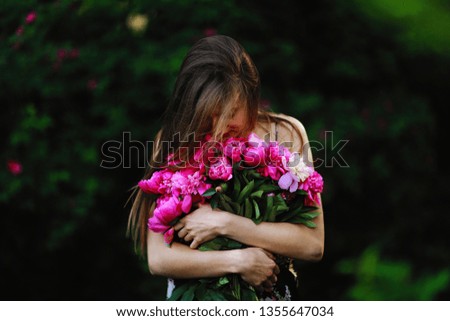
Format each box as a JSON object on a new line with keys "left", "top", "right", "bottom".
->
{"left": 255, "top": 112, "right": 313, "bottom": 163}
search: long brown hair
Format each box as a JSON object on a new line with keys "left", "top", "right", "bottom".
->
{"left": 127, "top": 35, "right": 303, "bottom": 257}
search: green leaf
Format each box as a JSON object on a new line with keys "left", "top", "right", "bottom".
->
{"left": 249, "top": 171, "right": 263, "bottom": 179}
{"left": 210, "top": 197, "right": 219, "bottom": 209}
{"left": 259, "top": 184, "right": 281, "bottom": 193}
{"left": 219, "top": 194, "right": 235, "bottom": 213}
{"left": 232, "top": 172, "right": 241, "bottom": 199}
{"left": 286, "top": 216, "right": 317, "bottom": 228}
{"left": 241, "top": 287, "right": 259, "bottom": 301}
{"left": 181, "top": 284, "right": 198, "bottom": 300}
{"left": 204, "top": 289, "right": 228, "bottom": 300}
{"left": 237, "top": 180, "right": 255, "bottom": 203}
{"left": 244, "top": 198, "right": 253, "bottom": 218}
{"left": 202, "top": 188, "right": 217, "bottom": 197}
{"left": 250, "top": 190, "right": 264, "bottom": 198}
{"left": 275, "top": 204, "right": 290, "bottom": 214}
{"left": 299, "top": 212, "right": 320, "bottom": 220}
{"left": 231, "top": 275, "right": 241, "bottom": 300}
{"left": 218, "top": 276, "right": 230, "bottom": 286}
{"left": 253, "top": 199, "right": 261, "bottom": 220}
{"left": 168, "top": 282, "right": 195, "bottom": 300}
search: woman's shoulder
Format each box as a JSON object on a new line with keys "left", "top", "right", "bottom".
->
{"left": 256, "top": 111, "right": 310, "bottom": 153}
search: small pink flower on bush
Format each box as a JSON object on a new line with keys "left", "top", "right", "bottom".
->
{"left": 69, "top": 48, "right": 79, "bottom": 59}
{"left": 7, "top": 160, "right": 22, "bottom": 175}
{"left": 57, "top": 49, "right": 67, "bottom": 60}
{"left": 25, "top": 11, "right": 37, "bottom": 24}
{"left": 204, "top": 28, "right": 217, "bottom": 37}
{"left": 16, "top": 26, "right": 24, "bottom": 36}
{"left": 208, "top": 157, "right": 232, "bottom": 181}
{"left": 87, "top": 79, "right": 97, "bottom": 90}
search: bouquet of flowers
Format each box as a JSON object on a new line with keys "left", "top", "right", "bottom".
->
{"left": 138, "top": 132, "right": 323, "bottom": 300}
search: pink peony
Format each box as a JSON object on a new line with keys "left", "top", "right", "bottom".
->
{"left": 208, "top": 157, "right": 233, "bottom": 181}
{"left": 171, "top": 168, "right": 211, "bottom": 197}
{"left": 299, "top": 171, "right": 324, "bottom": 205}
{"left": 224, "top": 137, "right": 246, "bottom": 163}
{"left": 259, "top": 143, "right": 290, "bottom": 180}
{"left": 243, "top": 146, "right": 265, "bottom": 167}
{"left": 152, "top": 195, "right": 182, "bottom": 225}
{"left": 25, "top": 11, "right": 37, "bottom": 24}
{"left": 139, "top": 169, "right": 173, "bottom": 194}
{"left": 147, "top": 215, "right": 169, "bottom": 234}
{"left": 7, "top": 160, "right": 22, "bottom": 175}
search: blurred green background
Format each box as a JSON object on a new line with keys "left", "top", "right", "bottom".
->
{"left": 1, "top": 0, "right": 449, "bottom": 300}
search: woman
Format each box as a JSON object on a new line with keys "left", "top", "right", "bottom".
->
{"left": 128, "top": 35, "right": 324, "bottom": 300}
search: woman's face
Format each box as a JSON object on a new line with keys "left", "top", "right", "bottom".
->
{"left": 224, "top": 106, "right": 248, "bottom": 137}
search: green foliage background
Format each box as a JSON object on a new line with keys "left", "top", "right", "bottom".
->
{"left": 1, "top": 0, "right": 449, "bottom": 300}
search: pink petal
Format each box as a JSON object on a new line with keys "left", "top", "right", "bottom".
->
{"left": 148, "top": 217, "right": 169, "bottom": 233}
{"left": 164, "top": 228, "right": 174, "bottom": 245}
{"left": 278, "top": 172, "right": 293, "bottom": 190}
{"left": 181, "top": 194, "right": 192, "bottom": 213}
{"left": 289, "top": 180, "right": 298, "bottom": 193}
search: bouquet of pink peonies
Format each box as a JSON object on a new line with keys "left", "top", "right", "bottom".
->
{"left": 138, "top": 132, "right": 323, "bottom": 300}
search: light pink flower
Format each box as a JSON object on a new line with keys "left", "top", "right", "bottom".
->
{"left": 7, "top": 160, "right": 22, "bottom": 175}
{"left": 25, "top": 11, "right": 37, "bottom": 24}
{"left": 208, "top": 157, "right": 233, "bottom": 181}
{"left": 278, "top": 171, "right": 300, "bottom": 193}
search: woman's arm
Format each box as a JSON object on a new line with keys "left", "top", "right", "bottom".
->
{"left": 147, "top": 230, "right": 280, "bottom": 289}
{"left": 176, "top": 201, "right": 323, "bottom": 261}
{"left": 220, "top": 200, "right": 323, "bottom": 261}
{"left": 175, "top": 114, "right": 325, "bottom": 260}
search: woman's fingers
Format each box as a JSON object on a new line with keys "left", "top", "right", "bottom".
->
{"left": 273, "top": 263, "right": 280, "bottom": 275}
{"left": 190, "top": 239, "right": 200, "bottom": 249}
{"left": 177, "top": 228, "right": 188, "bottom": 239}
{"left": 173, "top": 221, "right": 184, "bottom": 231}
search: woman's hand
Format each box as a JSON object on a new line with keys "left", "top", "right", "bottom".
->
{"left": 173, "top": 203, "right": 230, "bottom": 249}
{"left": 235, "top": 247, "right": 280, "bottom": 292}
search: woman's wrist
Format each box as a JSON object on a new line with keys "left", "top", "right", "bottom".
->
{"left": 215, "top": 210, "right": 233, "bottom": 236}
{"left": 225, "top": 249, "right": 244, "bottom": 275}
